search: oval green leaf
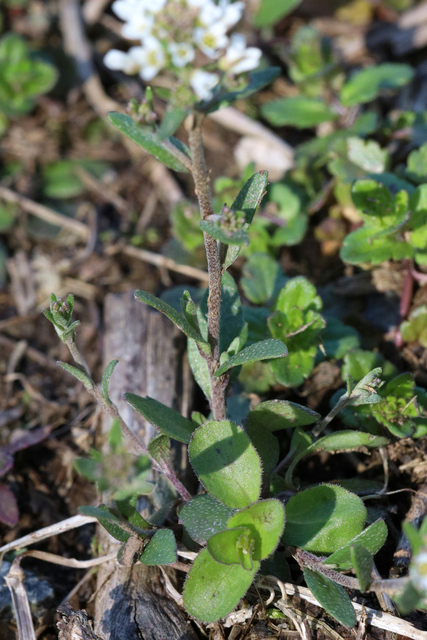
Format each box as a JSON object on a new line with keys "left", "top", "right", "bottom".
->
{"left": 283, "top": 485, "right": 366, "bottom": 554}
{"left": 215, "top": 339, "right": 287, "bottom": 377}
{"left": 140, "top": 528, "right": 177, "bottom": 566}
{"left": 340, "top": 63, "right": 414, "bottom": 108}
{"left": 304, "top": 569, "right": 356, "bottom": 628}
{"left": 324, "top": 519, "right": 387, "bottom": 570}
{"left": 183, "top": 548, "right": 259, "bottom": 622}
{"left": 207, "top": 527, "right": 254, "bottom": 568}
{"left": 179, "top": 494, "right": 236, "bottom": 544}
{"left": 262, "top": 97, "right": 337, "bottom": 129}
{"left": 227, "top": 499, "right": 285, "bottom": 560}
{"left": 124, "top": 393, "right": 194, "bottom": 444}
{"left": 247, "top": 399, "right": 320, "bottom": 432}
{"left": 108, "top": 112, "right": 190, "bottom": 173}
{"left": 189, "top": 421, "right": 262, "bottom": 508}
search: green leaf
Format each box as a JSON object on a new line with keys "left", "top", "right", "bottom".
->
{"left": 179, "top": 494, "right": 236, "bottom": 544}
{"left": 285, "top": 431, "right": 388, "bottom": 488}
{"left": 200, "top": 220, "right": 249, "bottom": 246}
{"left": 350, "top": 544, "right": 373, "bottom": 591}
{"left": 108, "top": 112, "right": 190, "bottom": 173}
{"left": 215, "top": 339, "right": 288, "bottom": 376}
{"left": 401, "top": 306, "right": 427, "bottom": 348}
{"left": 0, "top": 34, "right": 57, "bottom": 117}
{"left": 324, "top": 519, "right": 387, "bottom": 570}
{"left": 341, "top": 349, "right": 397, "bottom": 383}
{"left": 148, "top": 434, "right": 171, "bottom": 466}
{"left": 261, "top": 97, "right": 337, "bottom": 129}
{"left": 58, "top": 362, "right": 92, "bottom": 391}
{"left": 247, "top": 399, "right": 320, "bottom": 432}
{"left": 274, "top": 276, "right": 322, "bottom": 313}
{"left": 42, "top": 159, "right": 109, "bottom": 199}
{"left": 189, "top": 420, "right": 262, "bottom": 508}
{"left": 180, "top": 290, "right": 202, "bottom": 336}
{"left": 347, "top": 138, "right": 388, "bottom": 174}
{"left": 187, "top": 338, "right": 211, "bottom": 399}
{"left": 340, "top": 63, "right": 414, "bottom": 107}
{"left": 267, "top": 181, "right": 308, "bottom": 247}
{"left": 321, "top": 318, "right": 360, "bottom": 359}
{"left": 245, "top": 423, "right": 278, "bottom": 477}
{"left": 303, "top": 569, "right": 356, "bottom": 628}
{"left": 201, "top": 68, "right": 280, "bottom": 115}
{"left": 157, "top": 106, "right": 188, "bottom": 139}
{"left": 134, "top": 289, "right": 210, "bottom": 352}
{"left": 394, "top": 580, "right": 426, "bottom": 615}
{"left": 139, "top": 528, "right": 177, "bottom": 565}
{"left": 255, "top": 0, "right": 302, "bottom": 26}
{"left": 340, "top": 226, "right": 413, "bottom": 265}
{"left": 268, "top": 291, "right": 325, "bottom": 387}
{"left": 218, "top": 271, "right": 246, "bottom": 356}
{"left": 78, "top": 505, "right": 132, "bottom": 543}
{"left": 183, "top": 548, "right": 259, "bottom": 623}
{"left": 241, "top": 253, "right": 286, "bottom": 305}
{"left": 102, "top": 359, "right": 118, "bottom": 405}
{"left": 124, "top": 393, "right": 194, "bottom": 444}
{"left": 227, "top": 499, "right": 285, "bottom": 561}
{"left": 74, "top": 457, "right": 98, "bottom": 482}
{"left": 283, "top": 485, "right": 366, "bottom": 554}
{"left": 207, "top": 527, "right": 255, "bottom": 569}
{"left": 224, "top": 171, "right": 269, "bottom": 270}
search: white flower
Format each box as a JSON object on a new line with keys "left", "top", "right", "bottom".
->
{"left": 198, "top": 0, "right": 223, "bottom": 26}
{"left": 186, "top": 0, "right": 210, "bottom": 7}
{"left": 220, "top": 34, "right": 262, "bottom": 74}
{"left": 103, "top": 46, "right": 146, "bottom": 74}
{"left": 194, "top": 23, "right": 228, "bottom": 58}
{"left": 122, "top": 10, "right": 155, "bottom": 40}
{"left": 190, "top": 69, "right": 219, "bottom": 99}
{"left": 168, "top": 42, "right": 195, "bottom": 67}
{"left": 218, "top": 0, "right": 244, "bottom": 29}
{"left": 150, "top": 0, "right": 167, "bottom": 12}
{"left": 136, "top": 36, "right": 166, "bottom": 80}
{"left": 410, "top": 549, "right": 427, "bottom": 592}
{"left": 111, "top": 0, "right": 148, "bottom": 21}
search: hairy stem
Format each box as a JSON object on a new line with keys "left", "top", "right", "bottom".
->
{"left": 294, "top": 548, "right": 409, "bottom": 596}
{"left": 189, "top": 111, "right": 226, "bottom": 420}
{"left": 64, "top": 337, "right": 192, "bottom": 502}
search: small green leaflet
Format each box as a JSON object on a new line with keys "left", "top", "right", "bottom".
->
{"left": 199, "top": 220, "right": 249, "bottom": 246}
{"left": 224, "top": 171, "right": 269, "bottom": 270}
{"left": 58, "top": 362, "right": 92, "bottom": 391}
{"left": 124, "top": 393, "right": 194, "bottom": 444}
{"left": 255, "top": 0, "right": 302, "bottom": 27}
{"left": 303, "top": 569, "right": 356, "bottom": 628}
{"left": 140, "top": 529, "right": 177, "bottom": 566}
{"left": 201, "top": 68, "right": 280, "bottom": 115}
{"left": 102, "top": 359, "right": 118, "bottom": 405}
{"left": 215, "top": 339, "right": 287, "bottom": 376}
{"left": 134, "top": 290, "right": 210, "bottom": 353}
{"left": 108, "top": 112, "right": 190, "bottom": 173}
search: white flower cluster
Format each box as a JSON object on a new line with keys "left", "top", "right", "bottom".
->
{"left": 104, "top": 0, "right": 262, "bottom": 100}
{"left": 410, "top": 547, "right": 427, "bottom": 593}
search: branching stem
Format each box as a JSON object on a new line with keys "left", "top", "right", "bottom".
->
{"left": 63, "top": 336, "right": 192, "bottom": 502}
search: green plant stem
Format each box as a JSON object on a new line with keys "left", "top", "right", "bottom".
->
{"left": 294, "top": 548, "right": 409, "bottom": 596}
{"left": 63, "top": 336, "right": 192, "bottom": 502}
{"left": 188, "top": 111, "right": 226, "bottom": 421}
